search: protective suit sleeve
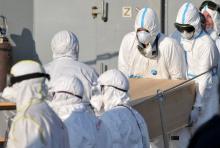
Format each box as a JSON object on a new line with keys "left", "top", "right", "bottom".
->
{"left": 7, "top": 116, "right": 46, "bottom": 148}
{"left": 194, "top": 43, "right": 216, "bottom": 108}
{"left": 163, "top": 39, "right": 186, "bottom": 80}
{"left": 118, "top": 34, "right": 131, "bottom": 76}
{"left": 133, "top": 109, "right": 150, "bottom": 148}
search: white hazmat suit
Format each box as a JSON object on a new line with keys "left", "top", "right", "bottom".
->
{"left": 4, "top": 60, "right": 70, "bottom": 148}
{"left": 118, "top": 7, "right": 186, "bottom": 79}
{"left": 171, "top": 2, "right": 219, "bottom": 148}
{"left": 49, "top": 76, "right": 111, "bottom": 148}
{"left": 201, "top": 2, "right": 220, "bottom": 78}
{"left": 91, "top": 69, "right": 150, "bottom": 148}
{"left": 44, "top": 30, "right": 98, "bottom": 104}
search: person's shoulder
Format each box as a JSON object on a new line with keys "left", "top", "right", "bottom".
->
{"left": 197, "top": 31, "right": 214, "bottom": 45}
{"left": 122, "top": 32, "right": 136, "bottom": 42}
{"left": 159, "top": 33, "right": 179, "bottom": 45}
{"left": 44, "top": 61, "right": 54, "bottom": 72}
{"left": 77, "top": 62, "right": 98, "bottom": 75}
{"left": 158, "top": 33, "right": 181, "bottom": 52}
{"left": 196, "top": 32, "right": 216, "bottom": 52}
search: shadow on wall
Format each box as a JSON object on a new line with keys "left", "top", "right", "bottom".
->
{"left": 10, "top": 28, "right": 41, "bottom": 64}
{"left": 84, "top": 51, "right": 118, "bottom": 65}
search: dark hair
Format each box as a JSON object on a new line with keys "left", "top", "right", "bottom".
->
{"left": 188, "top": 115, "right": 220, "bottom": 148}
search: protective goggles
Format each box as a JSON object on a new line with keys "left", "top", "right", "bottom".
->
{"left": 92, "top": 83, "right": 128, "bottom": 97}
{"left": 199, "top": 1, "right": 220, "bottom": 13}
{"left": 174, "top": 23, "right": 195, "bottom": 33}
{"left": 137, "top": 28, "right": 149, "bottom": 33}
{"left": 7, "top": 72, "right": 50, "bottom": 87}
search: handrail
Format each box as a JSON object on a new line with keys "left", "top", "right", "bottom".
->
{"left": 0, "top": 136, "right": 5, "bottom": 144}
{"left": 0, "top": 102, "right": 16, "bottom": 110}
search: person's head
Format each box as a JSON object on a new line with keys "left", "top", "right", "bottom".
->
{"left": 134, "top": 7, "right": 160, "bottom": 58}
{"left": 51, "top": 30, "right": 79, "bottom": 60}
{"left": 203, "top": 10, "right": 214, "bottom": 29}
{"left": 188, "top": 115, "right": 220, "bottom": 148}
{"left": 91, "top": 69, "right": 130, "bottom": 113}
{"left": 175, "top": 2, "right": 201, "bottom": 40}
{"left": 2, "top": 60, "right": 50, "bottom": 108}
{"left": 50, "top": 76, "right": 84, "bottom": 104}
{"left": 200, "top": 1, "right": 220, "bottom": 34}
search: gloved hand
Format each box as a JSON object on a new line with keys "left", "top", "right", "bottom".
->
{"left": 189, "top": 106, "right": 201, "bottom": 126}
{"left": 129, "top": 74, "right": 144, "bottom": 79}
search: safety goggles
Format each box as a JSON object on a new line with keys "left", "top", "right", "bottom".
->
{"left": 137, "top": 28, "right": 149, "bottom": 33}
{"left": 199, "top": 0, "right": 220, "bottom": 13}
{"left": 174, "top": 23, "right": 195, "bottom": 33}
{"left": 7, "top": 72, "right": 50, "bottom": 87}
{"left": 92, "top": 83, "right": 128, "bottom": 97}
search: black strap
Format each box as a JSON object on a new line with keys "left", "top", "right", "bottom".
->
{"left": 55, "top": 91, "right": 83, "bottom": 99}
{"left": 10, "top": 73, "right": 50, "bottom": 86}
{"left": 101, "top": 85, "right": 128, "bottom": 92}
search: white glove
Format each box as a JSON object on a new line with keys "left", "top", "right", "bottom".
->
{"left": 189, "top": 106, "right": 201, "bottom": 126}
{"left": 1, "top": 86, "right": 16, "bottom": 102}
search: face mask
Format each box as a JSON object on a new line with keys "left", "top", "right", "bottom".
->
{"left": 91, "top": 93, "right": 103, "bottom": 109}
{"left": 181, "top": 31, "right": 194, "bottom": 40}
{"left": 137, "top": 31, "right": 151, "bottom": 45}
{"left": 90, "top": 84, "right": 104, "bottom": 113}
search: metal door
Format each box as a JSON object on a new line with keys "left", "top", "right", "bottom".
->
{"left": 93, "top": 0, "right": 161, "bottom": 73}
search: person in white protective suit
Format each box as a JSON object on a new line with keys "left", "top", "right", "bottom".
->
{"left": 49, "top": 76, "right": 111, "bottom": 148}
{"left": 2, "top": 60, "right": 70, "bottom": 148}
{"left": 200, "top": 0, "right": 220, "bottom": 78}
{"left": 118, "top": 7, "right": 186, "bottom": 79}
{"left": 44, "top": 30, "right": 98, "bottom": 106}
{"left": 90, "top": 69, "right": 150, "bottom": 148}
{"left": 171, "top": 2, "right": 219, "bottom": 148}
{"left": 200, "top": 0, "right": 220, "bottom": 41}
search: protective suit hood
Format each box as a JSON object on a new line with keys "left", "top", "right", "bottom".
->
{"left": 135, "top": 7, "right": 160, "bottom": 39}
{"left": 98, "top": 69, "right": 130, "bottom": 111}
{"left": 49, "top": 76, "right": 86, "bottom": 121}
{"left": 8, "top": 60, "right": 48, "bottom": 110}
{"left": 176, "top": 2, "right": 202, "bottom": 38}
{"left": 98, "top": 69, "right": 129, "bottom": 91}
{"left": 51, "top": 30, "right": 79, "bottom": 60}
{"left": 201, "top": 5, "right": 220, "bottom": 35}
{"left": 52, "top": 76, "right": 83, "bottom": 99}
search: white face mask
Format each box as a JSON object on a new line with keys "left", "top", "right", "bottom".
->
{"left": 90, "top": 84, "right": 104, "bottom": 114}
{"left": 137, "top": 31, "right": 151, "bottom": 45}
{"left": 181, "top": 31, "right": 194, "bottom": 40}
{"left": 90, "top": 94, "right": 103, "bottom": 114}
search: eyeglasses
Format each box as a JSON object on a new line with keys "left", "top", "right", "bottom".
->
{"left": 174, "top": 23, "right": 195, "bottom": 33}
{"left": 199, "top": 0, "right": 220, "bottom": 13}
